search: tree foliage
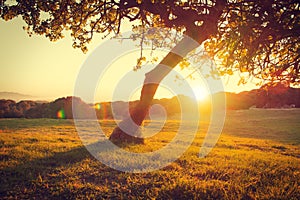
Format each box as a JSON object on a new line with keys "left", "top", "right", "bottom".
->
{"left": 1, "top": 0, "right": 299, "bottom": 84}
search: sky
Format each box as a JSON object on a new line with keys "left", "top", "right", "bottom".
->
{"left": 0, "top": 17, "right": 260, "bottom": 103}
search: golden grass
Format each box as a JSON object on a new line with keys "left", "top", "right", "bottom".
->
{"left": 0, "top": 109, "right": 299, "bottom": 199}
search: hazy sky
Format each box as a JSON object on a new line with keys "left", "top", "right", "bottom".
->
{"left": 0, "top": 17, "right": 259, "bottom": 102}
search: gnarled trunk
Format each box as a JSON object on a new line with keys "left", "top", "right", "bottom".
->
{"left": 109, "top": 35, "right": 205, "bottom": 143}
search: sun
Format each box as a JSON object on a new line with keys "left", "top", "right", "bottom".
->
{"left": 192, "top": 85, "right": 209, "bottom": 101}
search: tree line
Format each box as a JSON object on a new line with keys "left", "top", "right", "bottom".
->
{"left": 1, "top": 84, "right": 299, "bottom": 119}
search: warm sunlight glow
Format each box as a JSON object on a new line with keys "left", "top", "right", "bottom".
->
{"left": 192, "top": 85, "right": 209, "bottom": 101}
{"left": 1, "top": 19, "right": 261, "bottom": 102}
{"left": 129, "top": 86, "right": 175, "bottom": 101}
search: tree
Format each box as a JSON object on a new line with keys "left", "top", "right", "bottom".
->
{"left": 2, "top": 0, "right": 299, "bottom": 143}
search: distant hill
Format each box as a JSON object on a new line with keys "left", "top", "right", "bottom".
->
{"left": 0, "top": 96, "right": 93, "bottom": 119}
{"left": 222, "top": 83, "right": 300, "bottom": 109}
{"left": 0, "top": 95, "right": 198, "bottom": 119}
{"left": 0, "top": 84, "right": 299, "bottom": 118}
{"left": 0, "top": 92, "right": 36, "bottom": 102}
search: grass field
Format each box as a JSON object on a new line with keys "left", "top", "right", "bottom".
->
{"left": 0, "top": 109, "right": 299, "bottom": 199}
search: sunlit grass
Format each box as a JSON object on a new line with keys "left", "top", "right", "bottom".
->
{"left": 0, "top": 109, "right": 299, "bottom": 199}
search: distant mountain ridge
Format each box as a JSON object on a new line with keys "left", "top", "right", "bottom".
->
{"left": 0, "top": 92, "right": 35, "bottom": 102}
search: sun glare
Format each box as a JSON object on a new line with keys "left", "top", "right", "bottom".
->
{"left": 192, "top": 85, "right": 209, "bottom": 101}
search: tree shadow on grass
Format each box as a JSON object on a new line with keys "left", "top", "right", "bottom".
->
{"left": 0, "top": 141, "right": 123, "bottom": 198}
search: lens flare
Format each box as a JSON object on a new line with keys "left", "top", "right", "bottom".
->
{"left": 95, "top": 103, "right": 101, "bottom": 110}
{"left": 57, "top": 109, "right": 65, "bottom": 119}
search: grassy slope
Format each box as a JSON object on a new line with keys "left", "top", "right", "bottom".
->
{"left": 0, "top": 110, "right": 299, "bottom": 199}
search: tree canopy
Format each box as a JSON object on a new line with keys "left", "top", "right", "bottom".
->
{"left": 1, "top": 0, "right": 300, "bottom": 85}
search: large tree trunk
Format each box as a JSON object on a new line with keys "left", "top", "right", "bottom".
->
{"left": 109, "top": 35, "right": 204, "bottom": 143}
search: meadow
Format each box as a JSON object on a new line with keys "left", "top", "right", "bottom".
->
{"left": 0, "top": 109, "right": 299, "bottom": 199}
